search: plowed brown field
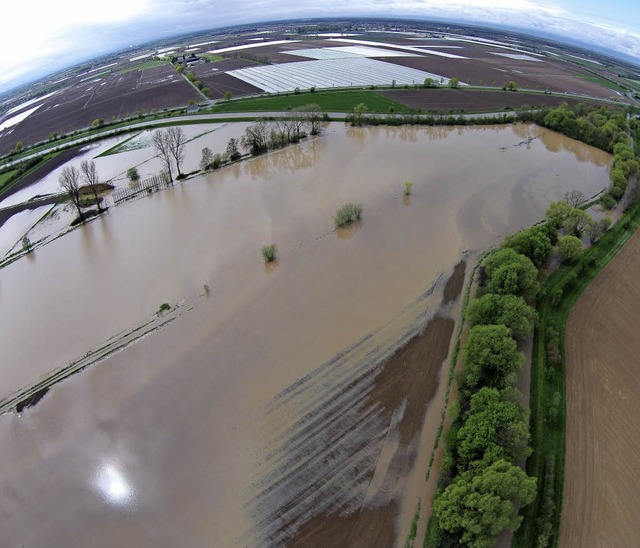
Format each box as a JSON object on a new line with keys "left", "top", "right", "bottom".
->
{"left": 561, "top": 228, "right": 640, "bottom": 546}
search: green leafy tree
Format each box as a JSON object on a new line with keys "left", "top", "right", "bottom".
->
{"left": 449, "top": 77, "right": 460, "bottom": 89}
{"left": 126, "top": 167, "right": 140, "bottom": 181}
{"left": 557, "top": 235, "right": 583, "bottom": 263}
{"left": 456, "top": 388, "right": 530, "bottom": 468}
{"left": 563, "top": 208, "right": 591, "bottom": 237}
{"left": 15, "top": 141, "right": 23, "bottom": 152}
{"left": 462, "top": 325, "right": 524, "bottom": 392}
{"left": 424, "top": 77, "right": 434, "bottom": 88}
{"left": 466, "top": 294, "right": 537, "bottom": 340}
{"left": 504, "top": 80, "right": 518, "bottom": 91}
{"left": 483, "top": 248, "right": 539, "bottom": 299}
{"left": 434, "top": 459, "right": 537, "bottom": 548}
{"left": 351, "top": 102, "right": 368, "bottom": 127}
{"left": 502, "top": 226, "right": 553, "bottom": 268}
{"left": 545, "top": 200, "right": 572, "bottom": 229}
{"left": 223, "top": 90, "right": 233, "bottom": 101}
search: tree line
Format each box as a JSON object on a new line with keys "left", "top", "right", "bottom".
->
{"left": 430, "top": 189, "right": 611, "bottom": 546}
{"left": 199, "top": 105, "right": 327, "bottom": 170}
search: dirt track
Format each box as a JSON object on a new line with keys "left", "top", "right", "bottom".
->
{"left": 561, "top": 228, "right": 640, "bottom": 546}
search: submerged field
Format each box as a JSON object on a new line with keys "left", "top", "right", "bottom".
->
{"left": 0, "top": 123, "right": 611, "bottom": 546}
{"left": 561, "top": 228, "right": 640, "bottom": 545}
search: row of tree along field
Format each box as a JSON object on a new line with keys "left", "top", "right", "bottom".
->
{"left": 425, "top": 189, "right": 614, "bottom": 547}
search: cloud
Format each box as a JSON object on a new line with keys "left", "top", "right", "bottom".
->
{"left": 1, "top": 1, "right": 639, "bottom": 94}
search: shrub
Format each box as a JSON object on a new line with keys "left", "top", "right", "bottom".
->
{"left": 126, "top": 167, "right": 140, "bottom": 181}
{"left": 156, "top": 303, "right": 171, "bottom": 315}
{"left": 601, "top": 194, "right": 616, "bottom": 209}
{"left": 334, "top": 202, "right": 363, "bottom": 228}
{"left": 261, "top": 244, "right": 277, "bottom": 263}
{"left": 404, "top": 181, "right": 413, "bottom": 196}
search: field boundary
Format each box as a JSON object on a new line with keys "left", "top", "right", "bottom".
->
{"left": 514, "top": 199, "right": 640, "bottom": 547}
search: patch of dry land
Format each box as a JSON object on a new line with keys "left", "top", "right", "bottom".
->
{"left": 561, "top": 228, "right": 640, "bottom": 546}
{"left": 0, "top": 123, "right": 611, "bottom": 546}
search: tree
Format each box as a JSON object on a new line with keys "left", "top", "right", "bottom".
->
{"left": 223, "top": 90, "right": 233, "bottom": 101}
{"left": 126, "top": 167, "right": 140, "bottom": 181}
{"left": 167, "top": 126, "right": 187, "bottom": 178}
{"left": 91, "top": 118, "right": 104, "bottom": 128}
{"left": 15, "top": 141, "right": 23, "bottom": 152}
{"left": 545, "top": 200, "right": 573, "bottom": 229}
{"left": 563, "top": 189, "right": 584, "bottom": 208}
{"left": 241, "top": 120, "right": 270, "bottom": 155}
{"left": 424, "top": 77, "right": 434, "bottom": 88}
{"left": 586, "top": 217, "right": 611, "bottom": 243}
{"left": 434, "top": 459, "right": 537, "bottom": 547}
{"left": 22, "top": 235, "right": 32, "bottom": 252}
{"left": 200, "top": 147, "right": 213, "bottom": 170}
{"left": 59, "top": 165, "right": 83, "bottom": 219}
{"left": 152, "top": 130, "right": 173, "bottom": 182}
{"left": 456, "top": 388, "right": 530, "bottom": 468}
{"left": 462, "top": 325, "right": 524, "bottom": 392}
{"left": 563, "top": 208, "right": 591, "bottom": 237}
{"left": 226, "top": 138, "right": 241, "bottom": 161}
{"left": 483, "top": 248, "right": 539, "bottom": 299}
{"left": 300, "top": 103, "right": 324, "bottom": 135}
{"left": 557, "top": 235, "right": 583, "bottom": 263}
{"left": 502, "top": 226, "right": 553, "bottom": 268}
{"left": 466, "top": 294, "right": 537, "bottom": 340}
{"left": 351, "top": 103, "right": 368, "bottom": 127}
{"left": 80, "top": 159, "right": 103, "bottom": 212}
{"left": 449, "top": 77, "right": 460, "bottom": 88}
{"left": 504, "top": 80, "right": 518, "bottom": 91}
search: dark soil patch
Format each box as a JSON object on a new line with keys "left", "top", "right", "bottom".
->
{"left": 195, "top": 72, "right": 264, "bottom": 100}
{"left": 285, "top": 314, "right": 455, "bottom": 546}
{"left": 442, "top": 261, "right": 466, "bottom": 304}
{"left": 378, "top": 89, "right": 602, "bottom": 112}
{"left": 0, "top": 147, "right": 83, "bottom": 206}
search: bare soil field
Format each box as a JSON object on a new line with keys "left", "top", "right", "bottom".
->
{"left": 0, "top": 66, "right": 201, "bottom": 154}
{"left": 189, "top": 69, "right": 264, "bottom": 99}
{"left": 389, "top": 51, "right": 620, "bottom": 100}
{"left": 379, "top": 89, "right": 600, "bottom": 112}
{"left": 561, "top": 228, "right": 640, "bottom": 546}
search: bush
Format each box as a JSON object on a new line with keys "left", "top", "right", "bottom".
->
{"left": 261, "top": 244, "right": 277, "bottom": 263}
{"left": 334, "top": 202, "right": 363, "bottom": 228}
{"left": 126, "top": 167, "right": 140, "bottom": 181}
{"left": 601, "top": 194, "right": 617, "bottom": 209}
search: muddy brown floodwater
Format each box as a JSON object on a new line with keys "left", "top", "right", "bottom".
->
{"left": 0, "top": 123, "right": 611, "bottom": 546}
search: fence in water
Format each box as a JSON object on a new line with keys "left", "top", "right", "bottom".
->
{"left": 111, "top": 174, "right": 172, "bottom": 205}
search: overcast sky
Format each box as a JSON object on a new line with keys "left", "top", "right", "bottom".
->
{"left": 1, "top": 0, "right": 639, "bottom": 94}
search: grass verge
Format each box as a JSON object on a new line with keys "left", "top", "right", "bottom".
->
{"left": 513, "top": 200, "right": 640, "bottom": 547}
{"left": 207, "top": 89, "right": 412, "bottom": 114}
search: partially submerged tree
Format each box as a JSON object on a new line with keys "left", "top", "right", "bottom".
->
{"left": 200, "top": 147, "right": 214, "bottom": 170}
{"left": 563, "top": 208, "right": 591, "bottom": 237}
{"left": 351, "top": 103, "right": 368, "bottom": 127}
{"left": 126, "top": 167, "right": 140, "bottom": 181}
{"left": 226, "top": 138, "right": 241, "bottom": 161}
{"left": 59, "top": 165, "right": 83, "bottom": 219}
{"left": 545, "top": 200, "right": 573, "bottom": 229}
{"left": 152, "top": 130, "right": 174, "bottom": 182}
{"left": 563, "top": 189, "right": 585, "bottom": 208}
{"left": 80, "top": 159, "right": 103, "bottom": 212}
{"left": 300, "top": 103, "right": 324, "bottom": 135}
{"left": 167, "top": 126, "right": 187, "bottom": 178}
{"left": 241, "top": 120, "right": 270, "bottom": 155}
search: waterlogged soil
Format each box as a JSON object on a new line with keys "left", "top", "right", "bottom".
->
{"left": 0, "top": 123, "right": 611, "bottom": 546}
{"left": 561, "top": 228, "right": 640, "bottom": 546}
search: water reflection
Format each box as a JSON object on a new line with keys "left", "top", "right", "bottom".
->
{"left": 94, "top": 463, "right": 134, "bottom": 507}
{"left": 403, "top": 195, "right": 412, "bottom": 207}
{"left": 335, "top": 221, "right": 362, "bottom": 240}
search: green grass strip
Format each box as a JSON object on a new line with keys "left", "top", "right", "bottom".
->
{"left": 514, "top": 201, "right": 640, "bottom": 547}
{"left": 206, "top": 89, "right": 412, "bottom": 114}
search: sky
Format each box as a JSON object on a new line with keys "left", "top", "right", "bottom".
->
{"left": 1, "top": 0, "right": 639, "bottom": 95}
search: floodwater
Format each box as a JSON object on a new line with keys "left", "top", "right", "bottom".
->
{"left": 0, "top": 123, "right": 611, "bottom": 546}
{"left": 0, "top": 122, "right": 251, "bottom": 209}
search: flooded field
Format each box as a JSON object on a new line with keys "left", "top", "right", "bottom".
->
{"left": 0, "top": 123, "right": 611, "bottom": 546}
